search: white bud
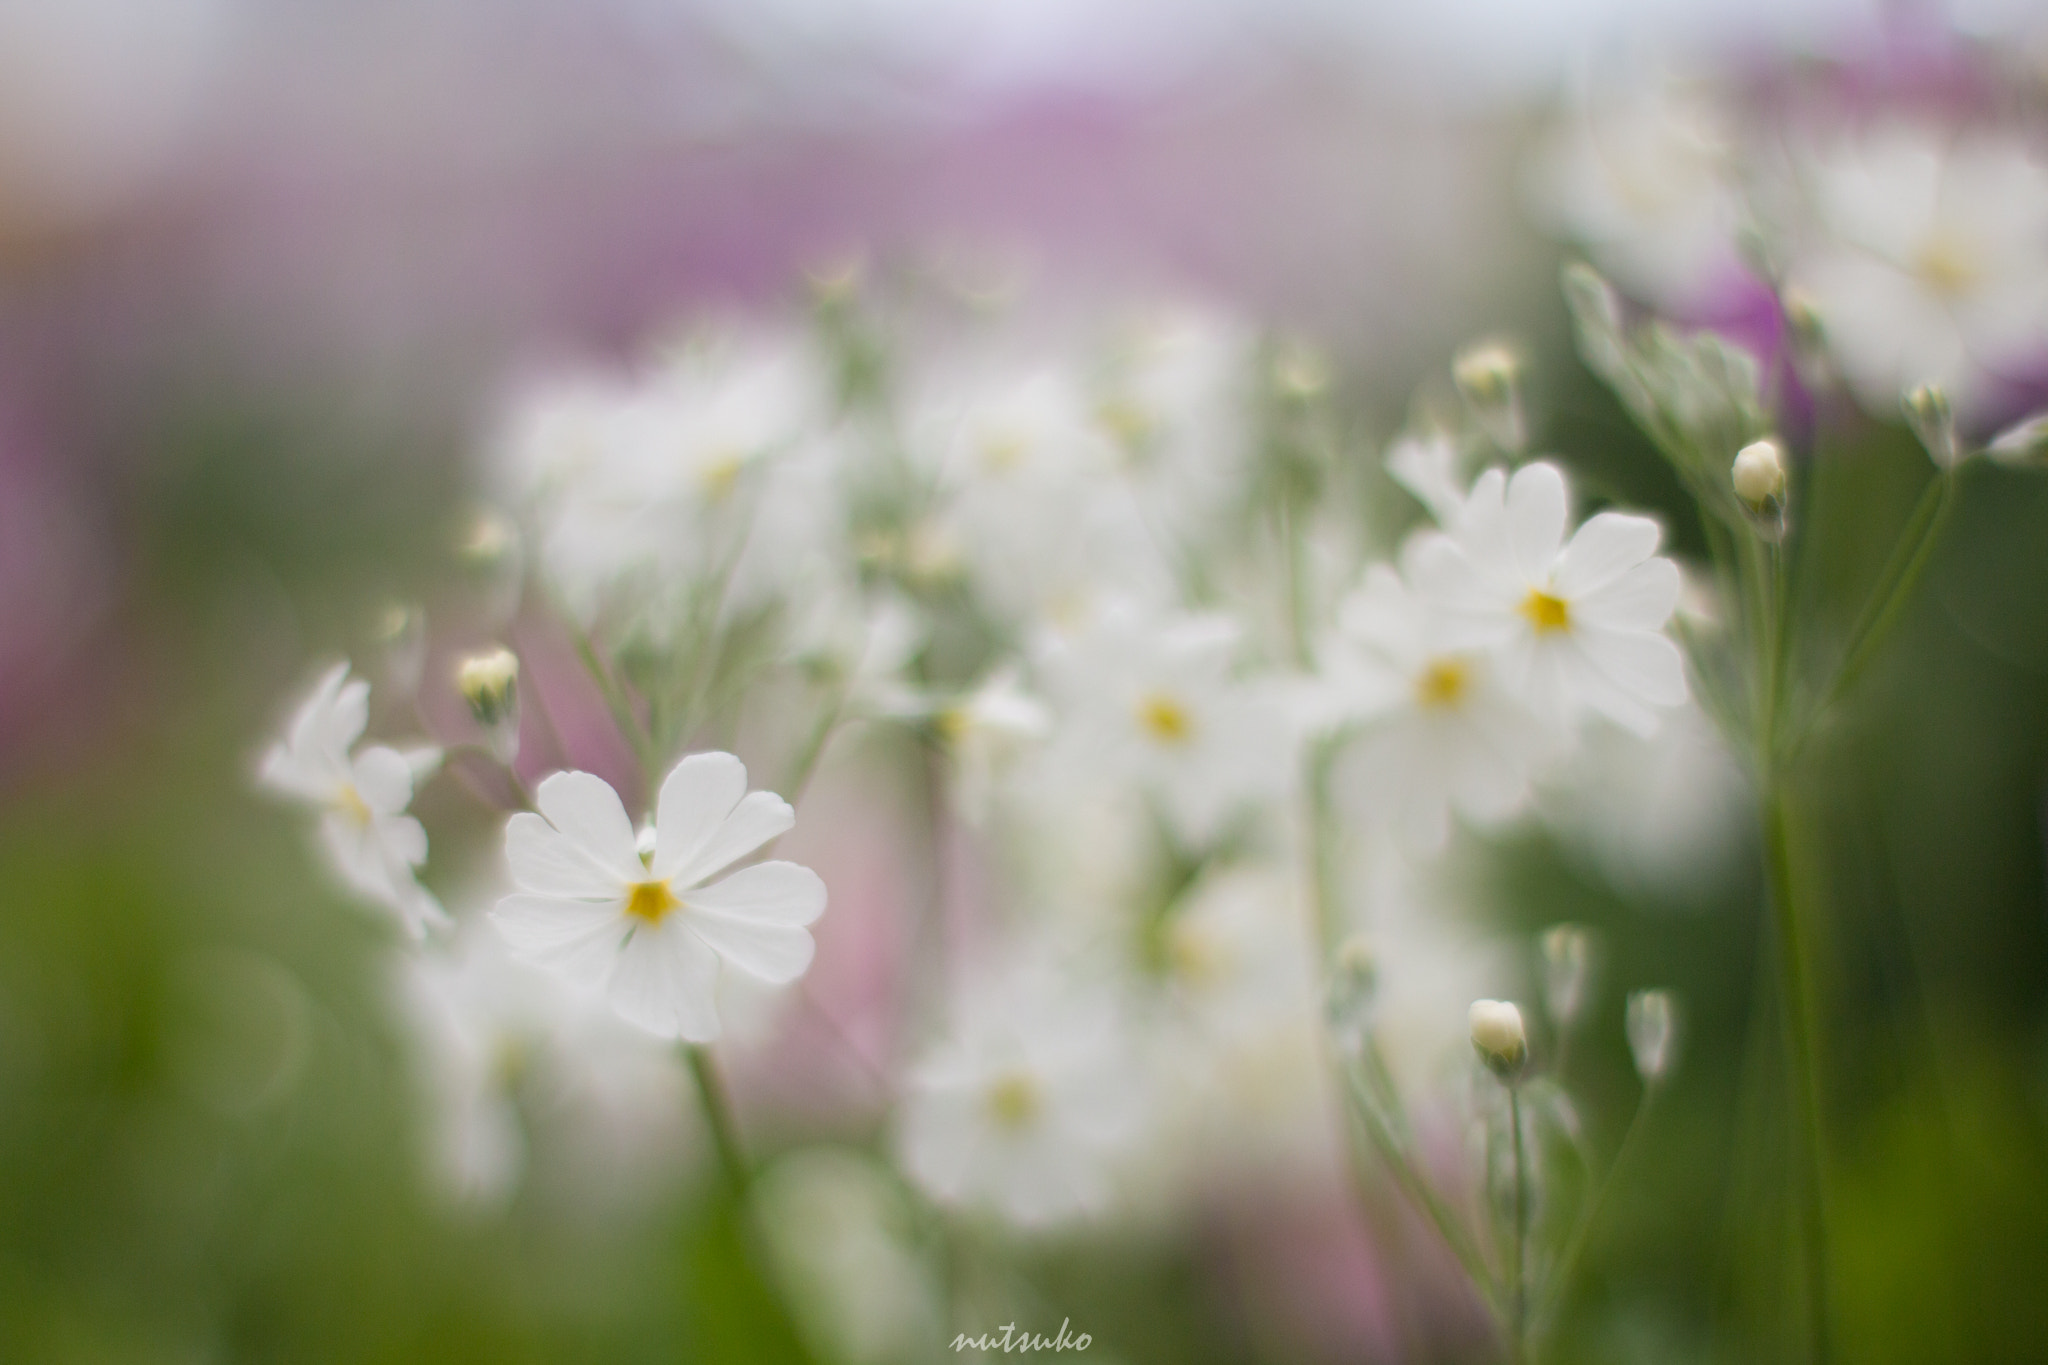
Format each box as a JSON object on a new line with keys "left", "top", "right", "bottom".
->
{"left": 1469, "top": 998, "right": 1528, "bottom": 1080}
{"left": 1626, "top": 989, "right": 1680, "bottom": 1085}
{"left": 1452, "top": 338, "right": 1527, "bottom": 453}
{"left": 1541, "top": 924, "right": 1596, "bottom": 1028}
{"left": 1903, "top": 385, "right": 1960, "bottom": 469}
{"left": 374, "top": 602, "right": 427, "bottom": 697}
{"left": 457, "top": 647, "right": 520, "bottom": 761}
{"left": 1731, "top": 438, "right": 1786, "bottom": 505}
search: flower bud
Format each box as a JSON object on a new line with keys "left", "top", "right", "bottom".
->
{"left": 1452, "top": 338, "right": 1527, "bottom": 454}
{"left": 457, "top": 647, "right": 520, "bottom": 761}
{"left": 374, "top": 602, "right": 427, "bottom": 697}
{"left": 1626, "top": 989, "right": 1680, "bottom": 1085}
{"left": 1541, "top": 924, "right": 1596, "bottom": 1029}
{"left": 1469, "top": 998, "right": 1528, "bottom": 1081}
{"left": 1272, "top": 341, "right": 1329, "bottom": 399}
{"left": 1903, "top": 385, "right": 1961, "bottom": 469}
{"left": 1326, "top": 934, "right": 1381, "bottom": 1041}
{"left": 1731, "top": 438, "right": 1786, "bottom": 506}
{"left": 458, "top": 510, "right": 524, "bottom": 625}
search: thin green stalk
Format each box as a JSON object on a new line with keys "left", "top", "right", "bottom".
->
{"left": 683, "top": 1044, "right": 750, "bottom": 1192}
{"left": 1765, "top": 788, "right": 1832, "bottom": 1365}
{"left": 1811, "top": 470, "right": 1954, "bottom": 727}
{"left": 1509, "top": 1083, "right": 1530, "bottom": 1365}
{"left": 570, "top": 624, "right": 655, "bottom": 786}
{"left": 1537, "top": 1086, "right": 1654, "bottom": 1338}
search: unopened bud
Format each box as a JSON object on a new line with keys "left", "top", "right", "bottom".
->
{"left": 1780, "top": 287, "right": 1831, "bottom": 388}
{"left": 1452, "top": 339, "right": 1527, "bottom": 454}
{"left": 375, "top": 602, "right": 427, "bottom": 697}
{"left": 1328, "top": 934, "right": 1380, "bottom": 1027}
{"left": 1903, "top": 385, "right": 1961, "bottom": 469}
{"left": 1541, "top": 924, "right": 1596, "bottom": 1028}
{"left": 1731, "top": 438, "right": 1786, "bottom": 506}
{"left": 457, "top": 647, "right": 520, "bottom": 761}
{"left": 1272, "top": 341, "right": 1329, "bottom": 399}
{"left": 1626, "top": 989, "right": 1680, "bottom": 1085}
{"left": 459, "top": 510, "right": 524, "bottom": 625}
{"left": 1469, "top": 998, "right": 1528, "bottom": 1081}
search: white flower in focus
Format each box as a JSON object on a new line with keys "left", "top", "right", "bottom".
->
{"left": 1041, "top": 606, "right": 1292, "bottom": 846}
{"left": 492, "top": 753, "right": 827, "bottom": 1041}
{"left": 258, "top": 662, "right": 447, "bottom": 939}
{"left": 1529, "top": 73, "right": 1748, "bottom": 310}
{"left": 1321, "top": 564, "right": 1562, "bottom": 852}
{"left": 897, "top": 965, "right": 1145, "bottom": 1228}
{"left": 1785, "top": 124, "right": 2048, "bottom": 415}
{"left": 1406, "top": 462, "right": 1686, "bottom": 736}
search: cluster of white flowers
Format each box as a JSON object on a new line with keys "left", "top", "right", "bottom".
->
{"left": 1536, "top": 65, "right": 2048, "bottom": 421}
{"left": 252, "top": 269, "right": 1720, "bottom": 1278}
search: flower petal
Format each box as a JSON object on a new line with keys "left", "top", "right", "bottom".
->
{"left": 685, "top": 860, "right": 827, "bottom": 927}
{"left": 1576, "top": 556, "right": 1681, "bottom": 632}
{"left": 536, "top": 770, "right": 644, "bottom": 881}
{"left": 651, "top": 751, "right": 748, "bottom": 879}
{"left": 504, "top": 811, "right": 624, "bottom": 898}
{"left": 491, "top": 892, "right": 626, "bottom": 989}
{"left": 1555, "top": 513, "right": 1662, "bottom": 597}
{"left": 686, "top": 910, "right": 815, "bottom": 984}
{"left": 608, "top": 920, "right": 722, "bottom": 1041}
{"left": 672, "top": 791, "right": 796, "bottom": 886}
{"left": 352, "top": 746, "right": 416, "bottom": 814}
{"left": 1506, "top": 462, "right": 1570, "bottom": 583}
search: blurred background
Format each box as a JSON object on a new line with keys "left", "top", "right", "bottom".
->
{"left": 3, "top": 0, "right": 2048, "bottom": 1361}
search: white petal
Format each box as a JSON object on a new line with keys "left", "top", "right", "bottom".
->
{"left": 651, "top": 752, "right": 748, "bottom": 879}
{"left": 351, "top": 746, "right": 416, "bottom": 815}
{"left": 1555, "top": 513, "right": 1662, "bottom": 597}
{"left": 685, "top": 861, "right": 827, "bottom": 927}
{"left": 1576, "top": 557, "right": 1681, "bottom": 632}
{"left": 491, "top": 893, "right": 626, "bottom": 991}
{"left": 376, "top": 813, "right": 428, "bottom": 868}
{"left": 671, "top": 791, "right": 796, "bottom": 886}
{"left": 1506, "top": 462, "right": 1570, "bottom": 583}
{"left": 685, "top": 912, "right": 816, "bottom": 984}
{"left": 504, "top": 812, "right": 624, "bottom": 899}
{"left": 1578, "top": 627, "right": 1689, "bottom": 711}
{"left": 607, "top": 921, "right": 722, "bottom": 1041}
{"left": 536, "top": 771, "right": 644, "bottom": 881}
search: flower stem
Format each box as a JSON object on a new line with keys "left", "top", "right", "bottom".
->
{"left": 683, "top": 1044, "right": 750, "bottom": 1192}
{"left": 1509, "top": 1082, "right": 1530, "bottom": 1365}
{"left": 1764, "top": 787, "right": 1832, "bottom": 1364}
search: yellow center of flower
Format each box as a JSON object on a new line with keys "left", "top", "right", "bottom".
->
{"left": 934, "top": 706, "right": 971, "bottom": 744}
{"left": 699, "top": 450, "right": 746, "bottom": 501}
{"left": 1914, "top": 232, "right": 1979, "bottom": 298}
{"left": 1414, "top": 657, "right": 1471, "bottom": 709}
{"left": 1096, "top": 398, "right": 1154, "bottom": 452}
{"left": 625, "top": 879, "right": 682, "bottom": 925}
{"left": 1520, "top": 589, "right": 1572, "bottom": 634}
{"left": 981, "top": 432, "right": 1028, "bottom": 473}
{"left": 985, "top": 1072, "right": 1042, "bottom": 1130}
{"left": 334, "top": 785, "right": 373, "bottom": 826}
{"left": 1167, "top": 921, "right": 1225, "bottom": 987}
{"left": 1138, "top": 693, "right": 1194, "bottom": 745}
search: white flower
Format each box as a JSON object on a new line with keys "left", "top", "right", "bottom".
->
{"left": 1039, "top": 605, "right": 1292, "bottom": 846}
{"left": 1468, "top": 998, "right": 1527, "bottom": 1077}
{"left": 897, "top": 963, "right": 1145, "bottom": 1228}
{"left": 930, "top": 666, "right": 1054, "bottom": 823}
{"left": 492, "top": 753, "right": 827, "bottom": 1042}
{"left": 1406, "top": 461, "right": 1687, "bottom": 736}
{"left": 1320, "top": 563, "right": 1562, "bottom": 852}
{"left": 258, "top": 662, "right": 447, "bottom": 939}
{"left": 1528, "top": 71, "right": 1748, "bottom": 310}
{"left": 1784, "top": 123, "right": 2048, "bottom": 415}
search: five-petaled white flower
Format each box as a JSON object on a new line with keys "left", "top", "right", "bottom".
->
{"left": 259, "top": 662, "right": 447, "bottom": 939}
{"left": 492, "top": 753, "right": 826, "bottom": 1042}
{"left": 1406, "top": 461, "right": 1686, "bottom": 735}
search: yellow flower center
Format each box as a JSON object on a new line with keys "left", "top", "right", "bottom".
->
{"left": 1138, "top": 693, "right": 1194, "bottom": 745}
{"left": 980, "top": 432, "right": 1028, "bottom": 473}
{"left": 698, "top": 450, "right": 746, "bottom": 502}
{"left": 1913, "top": 232, "right": 1980, "bottom": 298}
{"left": 1096, "top": 398, "right": 1154, "bottom": 452}
{"left": 1520, "top": 589, "right": 1571, "bottom": 634}
{"left": 934, "top": 706, "right": 970, "bottom": 744}
{"left": 625, "top": 879, "right": 682, "bottom": 925}
{"left": 985, "top": 1071, "right": 1042, "bottom": 1130}
{"left": 1167, "top": 921, "right": 1225, "bottom": 987}
{"left": 1414, "top": 657, "right": 1471, "bottom": 709}
{"left": 334, "top": 785, "right": 373, "bottom": 826}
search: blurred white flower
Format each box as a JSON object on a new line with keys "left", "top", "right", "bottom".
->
{"left": 493, "top": 331, "right": 828, "bottom": 628}
{"left": 1040, "top": 605, "right": 1292, "bottom": 847}
{"left": 1784, "top": 123, "right": 2048, "bottom": 415}
{"left": 1529, "top": 70, "right": 1749, "bottom": 309}
{"left": 1405, "top": 461, "right": 1686, "bottom": 735}
{"left": 258, "top": 662, "right": 447, "bottom": 939}
{"left": 931, "top": 666, "right": 1055, "bottom": 823}
{"left": 492, "top": 753, "right": 826, "bottom": 1041}
{"left": 897, "top": 961, "right": 1146, "bottom": 1228}
{"left": 1320, "top": 563, "right": 1561, "bottom": 852}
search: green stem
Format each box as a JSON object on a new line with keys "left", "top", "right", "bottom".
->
{"left": 1811, "top": 470, "right": 1954, "bottom": 727}
{"left": 684, "top": 1044, "right": 750, "bottom": 1192}
{"left": 1537, "top": 1086, "right": 1654, "bottom": 1337}
{"left": 570, "top": 625, "right": 656, "bottom": 787}
{"left": 1509, "top": 1083, "right": 1530, "bottom": 1365}
{"left": 1765, "top": 788, "right": 1832, "bottom": 1364}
